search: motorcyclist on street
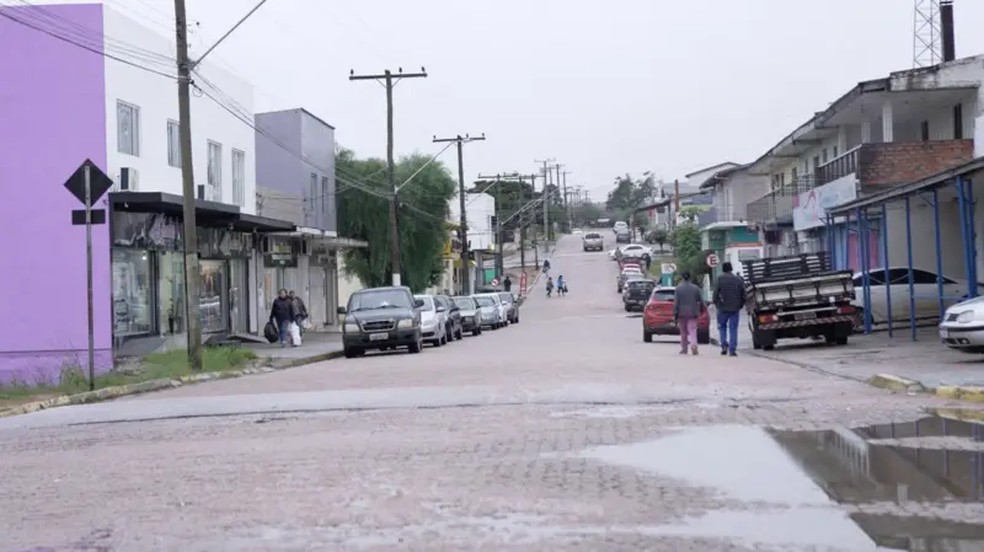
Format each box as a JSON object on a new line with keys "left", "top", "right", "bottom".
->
{"left": 543, "top": 259, "right": 551, "bottom": 275}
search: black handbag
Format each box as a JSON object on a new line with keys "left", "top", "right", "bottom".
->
{"left": 264, "top": 321, "right": 279, "bottom": 343}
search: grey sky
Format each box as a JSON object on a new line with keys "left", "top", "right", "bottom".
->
{"left": 129, "top": 0, "right": 984, "bottom": 200}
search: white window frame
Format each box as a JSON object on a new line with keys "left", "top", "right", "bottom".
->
{"left": 231, "top": 148, "right": 246, "bottom": 207}
{"left": 167, "top": 120, "right": 181, "bottom": 168}
{"left": 207, "top": 140, "right": 223, "bottom": 201}
{"left": 117, "top": 100, "right": 140, "bottom": 156}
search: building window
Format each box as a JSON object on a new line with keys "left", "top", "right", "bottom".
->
{"left": 117, "top": 101, "right": 140, "bottom": 156}
{"left": 112, "top": 249, "right": 154, "bottom": 336}
{"left": 232, "top": 149, "right": 245, "bottom": 207}
{"left": 833, "top": 145, "right": 839, "bottom": 158}
{"left": 920, "top": 120, "right": 930, "bottom": 142}
{"left": 167, "top": 120, "right": 181, "bottom": 168}
{"left": 822, "top": 149, "right": 828, "bottom": 163}
{"left": 207, "top": 141, "right": 222, "bottom": 201}
{"left": 954, "top": 104, "right": 964, "bottom": 139}
{"left": 308, "top": 172, "right": 318, "bottom": 225}
{"left": 321, "top": 175, "right": 329, "bottom": 227}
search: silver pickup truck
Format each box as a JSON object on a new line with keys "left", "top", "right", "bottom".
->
{"left": 582, "top": 232, "right": 604, "bottom": 251}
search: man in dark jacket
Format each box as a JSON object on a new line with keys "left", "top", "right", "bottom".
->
{"left": 674, "top": 272, "right": 705, "bottom": 356}
{"left": 503, "top": 276, "right": 512, "bottom": 292}
{"left": 270, "top": 288, "right": 296, "bottom": 347}
{"left": 713, "top": 261, "right": 746, "bottom": 357}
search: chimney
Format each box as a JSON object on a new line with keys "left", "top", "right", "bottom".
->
{"left": 941, "top": 0, "right": 955, "bottom": 62}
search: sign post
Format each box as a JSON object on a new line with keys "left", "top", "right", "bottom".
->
{"left": 519, "top": 271, "right": 528, "bottom": 296}
{"left": 64, "top": 159, "right": 113, "bottom": 390}
{"left": 706, "top": 253, "right": 720, "bottom": 269}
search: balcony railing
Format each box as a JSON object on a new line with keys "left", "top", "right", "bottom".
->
{"left": 747, "top": 175, "right": 816, "bottom": 224}
{"left": 816, "top": 146, "right": 860, "bottom": 187}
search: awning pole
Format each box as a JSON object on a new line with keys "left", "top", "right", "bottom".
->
{"left": 882, "top": 203, "right": 892, "bottom": 338}
{"left": 905, "top": 197, "right": 917, "bottom": 341}
{"left": 933, "top": 187, "right": 945, "bottom": 321}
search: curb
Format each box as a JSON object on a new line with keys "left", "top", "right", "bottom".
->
{"left": 866, "top": 373, "right": 926, "bottom": 393}
{"left": 0, "top": 350, "right": 345, "bottom": 419}
{"left": 935, "top": 385, "right": 984, "bottom": 403}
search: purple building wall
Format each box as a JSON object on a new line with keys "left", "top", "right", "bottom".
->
{"left": 0, "top": 4, "right": 113, "bottom": 385}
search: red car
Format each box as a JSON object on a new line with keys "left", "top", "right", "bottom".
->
{"left": 642, "top": 286, "right": 711, "bottom": 344}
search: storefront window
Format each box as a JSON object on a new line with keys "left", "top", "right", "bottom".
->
{"left": 157, "top": 251, "right": 185, "bottom": 335}
{"left": 200, "top": 260, "right": 229, "bottom": 333}
{"left": 112, "top": 249, "right": 155, "bottom": 336}
{"left": 229, "top": 259, "right": 248, "bottom": 334}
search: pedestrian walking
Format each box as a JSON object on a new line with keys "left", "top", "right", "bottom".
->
{"left": 269, "top": 289, "right": 297, "bottom": 348}
{"left": 713, "top": 261, "right": 746, "bottom": 357}
{"left": 503, "top": 276, "right": 512, "bottom": 292}
{"left": 545, "top": 276, "right": 554, "bottom": 298}
{"left": 288, "top": 290, "right": 308, "bottom": 328}
{"left": 556, "top": 275, "right": 566, "bottom": 297}
{"left": 673, "top": 271, "right": 705, "bottom": 356}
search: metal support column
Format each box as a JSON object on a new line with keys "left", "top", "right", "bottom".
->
{"left": 969, "top": 181, "right": 979, "bottom": 297}
{"left": 905, "top": 197, "right": 917, "bottom": 341}
{"left": 857, "top": 208, "right": 872, "bottom": 334}
{"left": 957, "top": 176, "right": 978, "bottom": 299}
{"left": 881, "top": 203, "right": 893, "bottom": 337}
{"left": 933, "top": 187, "right": 945, "bottom": 320}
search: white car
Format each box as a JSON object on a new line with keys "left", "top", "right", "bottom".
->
{"left": 939, "top": 295, "right": 984, "bottom": 353}
{"left": 610, "top": 243, "right": 652, "bottom": 261}
{"left": 475, "top": 293, "right": 509, "bottom": 328}
{"left": 415, "top": 294, "right": 449, "bottom": 347}
{"left": 851, "top": 267, "right": 979, "bottom": 325}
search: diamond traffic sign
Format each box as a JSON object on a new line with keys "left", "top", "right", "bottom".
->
{"left": 63, "top": 159, "right": 114, "bottom": 206}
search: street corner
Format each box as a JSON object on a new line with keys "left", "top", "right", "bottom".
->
{"left": 935, "top": 384, "right": 984, "bottom": 404}
{"left": 866, "top": 373, "right": 927, "bottom": 393}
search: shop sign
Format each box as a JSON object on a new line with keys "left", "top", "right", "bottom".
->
{"left": 264, "top": 253, "right": 298, "bottom": 268}
{"left": 793, "top": 176, "right": 858, "bottom": 231}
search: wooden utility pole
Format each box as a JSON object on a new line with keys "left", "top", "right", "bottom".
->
{"left": 673, "top": 178, "right": 681, "bottom": 229}
{"left": 534, "top": 159, "right": 554, "bottom": 244}
{"left": 350, "top": 67, "right": 428, "bottom": 286}
{"left": 433, "top": 133, "right": 485, "bottom": 295}
{"left": 174, "top": 0, "right": 202, "bottom": 369}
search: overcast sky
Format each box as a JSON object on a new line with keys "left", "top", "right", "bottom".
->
{"left": 119, "top": 0, "right": 984, "bottom": 200}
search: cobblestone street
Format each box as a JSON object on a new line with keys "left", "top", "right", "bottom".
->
{"left": 2, "top": 235, "right": 983, "bottom": 551}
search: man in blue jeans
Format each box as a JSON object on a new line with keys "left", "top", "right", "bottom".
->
{"left": 712, "top": 261, "right": 746, "bottom": 357}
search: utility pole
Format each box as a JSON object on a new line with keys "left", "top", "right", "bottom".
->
{"left": 174, "top": 0, "right": 202, "bottom": 370}
{"left": 433, "top": 134, "right": 485, "bottom": 295}
{"left": 673, "top": 178, "right": 681, "bottom": 230}
{"left": 350, "top": 67, "right": 428, "bottom": 286}
{"left": 561, "top": 170, "right": 571, "bottom": 232}
{"left": 535, "top": 159, "right": 554, "bottom": 245}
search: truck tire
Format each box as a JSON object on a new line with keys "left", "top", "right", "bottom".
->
{"left": 754, "top": 329, "right": 777, "bottom": 351}
{"left": 697, "top": 329, "right": 710, "bottom": 345}
{"left": 643, "top": 329, "right": 653, "bottom": 343}
{"left": 836, "top": 336, "right": 849, "bottom": 345}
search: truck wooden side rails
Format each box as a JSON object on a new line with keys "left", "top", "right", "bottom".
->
{"left": 742, "top": 252, "right": 857, "bottom": 351}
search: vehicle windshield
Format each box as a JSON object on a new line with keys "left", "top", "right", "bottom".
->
{"left": 453, "top": 297, "right": 476, "bottom": 309}
{"left": 414, "top": 295, "right": 435, "bottom": 311}
{"left": 348, "top": 289, "right": 412, "bottom": 311}
{"left": 474, "top": 296, "right": 495, "bottom": 307}
{"left": 584, "top": 233, "right": 601, "bottom": 239}
{"left": 498, "top": 293, "right": 513, "bottom": 303}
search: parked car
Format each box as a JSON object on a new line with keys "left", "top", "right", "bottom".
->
{"left": 617, "top": 266, "right": 643, "bottom": 293}
{"left": 498, "top": 291, "right": 519, "bottom": 323}
{"left": 435, "top": 294, "right": 464, "bottom": 341}
{"left": 452, "top": 296, "right": 483, "bottom": 336}
{"left": 852, "top": 267, "right": 981, "bottom": 326}
{"left": 415, "top": 294, "right": 451, "bottom": 347}
{"left": 338, "top": 286, "right": 424, "bottom": 357}
{"left": 615, "top": 228, "right": 631, "bottom": 243}
{"left": 473, "top": 294, "right": 503, "bottom": 329}
{"left": 938, "top": 295, "right": 984, "bottom": 353}
{"left": 478, "top": 293, "right": 509, "bottom": 327}
{"left": 582, "top": 232, "right": 604, "bottom": 252}
{"left": 642, "top": 286, "right": 710, "bottom": 344}
{"left": 623, "top": 278, "right": 656, "bottom": 312}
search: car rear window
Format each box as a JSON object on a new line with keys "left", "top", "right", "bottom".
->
{"left": 628, "top": 280, "right": 655, "bottom": 290}
{"left": 651, "top": 289, "right": 675, "bottom": 302}
{"left": 584, "top": 233, "right": 601, "bottom": 239}
{"left": 413, "top": 295, "right": 435, "bottom": 310}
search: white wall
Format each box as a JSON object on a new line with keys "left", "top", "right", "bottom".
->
{"left": 336, "top": 254, "right": 364, "bottom": 317}
{"left": 102, "top": 5, "right": 257, "bottom": 213}
{"left": 448, "top": 192, "right": 495, "bottom": 251}
{"left": 883, "top": 196, "right": 964, "bottom": 277}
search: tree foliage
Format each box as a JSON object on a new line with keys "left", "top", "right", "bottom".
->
{"left": 647, "top": 227, "right": 669, "bottom": 251}
{"left": 336, "top": 149, "right": 456, "bottom": 292}
{"left": 606, "top": 173, "right": 658, "bottom": 232}
{"left": 467, "top": 179, "right": 564, "bottom": 240}
{"left": 670, "top": 222, "right": 709, "bottom": 281}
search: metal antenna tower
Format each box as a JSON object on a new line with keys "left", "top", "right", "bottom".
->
{"left": 913, "top": 0, "right": 942, "bottom": 67}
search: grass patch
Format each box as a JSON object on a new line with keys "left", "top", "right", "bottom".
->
{"left": 0, "top": 346, "right": 257, "bottom": 409}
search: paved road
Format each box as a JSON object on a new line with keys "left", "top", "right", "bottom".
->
{"left": 1, "top": 235, "right": 982, "bottom": 551}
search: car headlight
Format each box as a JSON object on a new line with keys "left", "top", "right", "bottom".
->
{"left": 956, "top": 310, "right": 976, "bottom": 323}
{"left": 343, "top": 322, "right": 360, "bottom": 333}
{"left": 397, "top": 318, "right": 415, "bottom": 329}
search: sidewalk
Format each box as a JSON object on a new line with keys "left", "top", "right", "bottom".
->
{"left": 241, "top": 330, "right": 344, "bottom": 368}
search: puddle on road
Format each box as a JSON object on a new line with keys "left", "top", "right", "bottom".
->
{"left": 576, "top": 416, "right": 984, "bottom": 551}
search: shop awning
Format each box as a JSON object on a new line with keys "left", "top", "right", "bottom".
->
{"left": 109, "top": 191, "right": 296, "bottom": 232}
{"left": 266, "top": 226, "right": 369, "bottom": 248}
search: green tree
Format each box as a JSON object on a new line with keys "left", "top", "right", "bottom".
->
{"left": 336, "top": 149, "right": 457, "bottom": 291}
{"left": 647, "top": 227, "right": 669, "bottom": 252}
{"left": 670, "top": 222, "right": 709, "bottom": 280}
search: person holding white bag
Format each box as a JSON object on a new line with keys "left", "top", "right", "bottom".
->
{"left": 269, "top": 289, "right": 298, "bottom": 348}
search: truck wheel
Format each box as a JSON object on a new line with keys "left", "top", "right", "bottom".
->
{"left": 835, "top": 336, "right": 849, "bottom": 345}
{"left": 643, "top": 329, "right": 653, "bottom": 343}
{"left": 763, "top": 344, "right": 776, "bottom": 351}
{"left": 697, "top": 330, "right": 710, "bottom": 345}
